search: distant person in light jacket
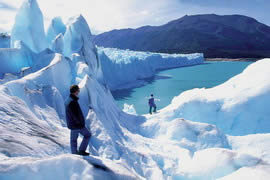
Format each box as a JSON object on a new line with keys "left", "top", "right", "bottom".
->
{"left": 148, "top": 94, "right": 157, "bottom": 114}
{"left": 65, "top": 85, "right": 91, "bottom": 156}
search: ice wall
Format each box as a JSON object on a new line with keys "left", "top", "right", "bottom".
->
{"left": 0, "top": 41, "right": 34, "bottom": 76}
{"left": 64, "top": 15, "right": 102, "bottom": 79}
{"left": 46, "top": 17, "right": 66, "bottom": 47}
{"left": 98, "top": 47, "right": 204, "bottom": 90}
{"left": 0, "top": 44, "right": 58, "bottom": 79}
{"left": 10, "top": 0, "right": 48, "bottom": 53}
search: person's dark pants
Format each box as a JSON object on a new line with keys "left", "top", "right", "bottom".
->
{"left": 149, "top": 105, "right": 157, "bottom": 114}
{"left": 70, "top": 127, "right": 91, "bottom": 154}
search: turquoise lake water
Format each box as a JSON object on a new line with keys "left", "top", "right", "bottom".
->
{"left": 112, "top": 61, "right": 253, "bottom": 115}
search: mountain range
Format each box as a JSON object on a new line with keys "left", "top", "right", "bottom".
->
{"left": 93, "top": 14, "right": 270, "bottom": 58}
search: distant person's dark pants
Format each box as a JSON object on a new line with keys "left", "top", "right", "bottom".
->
{"left": 70, "top": 127, "right": 91, "bottom": 154}
{"left": 149, "top": 105, "right": 157, "bottom": 114}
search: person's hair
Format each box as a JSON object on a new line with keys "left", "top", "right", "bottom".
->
{"left": 70, "top": 85, "right": 80, "bottom": 94}
{"left": 151, "top": 94, "right": 154, "bottom": 97}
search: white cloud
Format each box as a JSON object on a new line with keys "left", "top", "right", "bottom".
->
{"left": 0, "top": 0, "right": 187, "bottom": 34}
{"left": 0, "top": 0, "right": 269, "bottom": 34}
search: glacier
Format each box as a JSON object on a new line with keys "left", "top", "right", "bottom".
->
{"left": 51, "top": 33, "right": 64, "bottom": 54}
{"left": 46, "top": 17, "right": 66, "bottom": 48}
{"left": 63, "top": 15, "right": 102, "bottom": 80}
{"left": 0, "top": 0, "right": 270, "bottom": 179}
{"left": 0, "top": 41, "right": 34, "bottom": 77}
{"left": 10, "top": 0, "right": 48, "bottom": 53}
{"left": 98, "top": 47, "right": 204, "bottom": 90}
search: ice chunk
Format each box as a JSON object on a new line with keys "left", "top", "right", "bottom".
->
{"left": 0, "top": 41, "right": 34, "bottom": 76}
{"left": 31, "top": 48, "right": 55, "bottom": 72}
{"left": 63, "top": 15, "right": 101, "bottom": 78}
{"left": 4, "top": 53, "right": 72, "bottom": 118}
{"left": 123, "top": 104, "right": 137, "bottom": 115}
{"left": 46, "top": 17, "right": 66, "bottom": 47}
{"left": 51, "top": 33, "right": 64, "bottom": 54}
{"left": 11, "top": 0, "right": 48, "bottom": 53}
{"left": 142, "top": 118, "right": 229, "bottom": 152}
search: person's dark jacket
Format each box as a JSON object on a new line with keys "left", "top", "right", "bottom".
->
{"left": 148, "top": 97, "right": 156, "bottom": 107}
{"left": 65, "top": 94, "right": 85, "bottom": 130}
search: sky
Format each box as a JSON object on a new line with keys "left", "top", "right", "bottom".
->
{"left": 0, "top": 0, "right": 269, "bottom": 35}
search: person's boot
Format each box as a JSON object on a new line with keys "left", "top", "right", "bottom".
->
{"left": 78, "top": 151, "right": 90, "bottom": 156}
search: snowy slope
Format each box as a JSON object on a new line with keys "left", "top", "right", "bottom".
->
{"left": 141, "top": 58, "right": 270, "bottom": 179}
{"left": 1, "top": 53, "right": 270, "bottom": 179}
{"left": 145, "top": 58, "right": 270, "bottom": 135}
{"left": 0, "top": 155, "right": 138, "bottom": 179}
{"left": 98, "top": 47, "right": 204, "bottom": 90}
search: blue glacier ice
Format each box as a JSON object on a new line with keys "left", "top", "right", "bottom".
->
{"left": 0, "top": 0, "right": 270, "bottom": 178}
{"left": 46, "top": 17, "right": 66, "bottom": 47}
{"left": 10, "top": 0, "right": 48, "bottom": 53}
{"left": 0, "top": 41, "right": 34, "bottom": 76}
{"left": 51, "top": 34, "right": 64, "bottom": 54}
{"left": 0, "top": 33, "right": 10, "bottom": 48}
{"left": 63, "top": 15, "right": 101, "bottom": 79}
{"left": 98, "top": 47, "right": 204, "bottom": 90}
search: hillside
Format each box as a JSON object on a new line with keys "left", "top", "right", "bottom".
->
{"left": 94, "top": 14, "right": 270, "bottom": 58}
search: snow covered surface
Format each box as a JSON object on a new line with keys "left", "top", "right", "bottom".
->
{"left": 0, "top": 155, "right": 138, "bottom": 180}
{"left": 147, "top": 58, "right": 270, "bottom": 135}
{"left": 0, "top": 0, "right": 270, "bottom": 179}
{"left": 98, "top": 47, "right": 204, "bottom": 90}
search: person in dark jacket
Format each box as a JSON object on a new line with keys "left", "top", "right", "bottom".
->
{"left": 148, "top": 94, "right": 157, "bottom": 114}
{"left": 65, "top": 85, "right": 91, "bottom": 156}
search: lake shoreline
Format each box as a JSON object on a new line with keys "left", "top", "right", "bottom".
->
{"left": 114, "top": 61, "right": 253, "bottom": 114}
{"left": 205, "top": 58, "right": 262, "bottom": 62}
